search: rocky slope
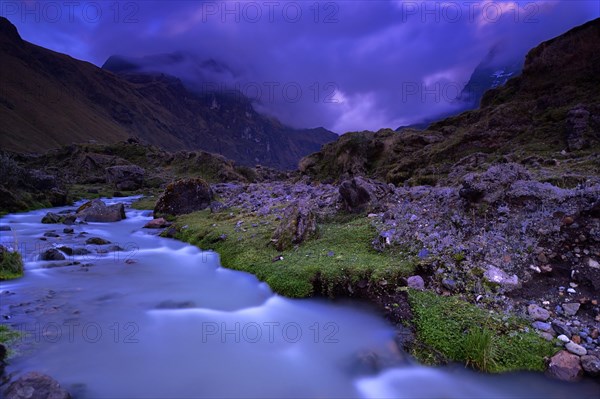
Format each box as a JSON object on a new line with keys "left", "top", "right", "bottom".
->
{"left": 0, "top": 17, "right": 337, "bottom": 169}
{"left": 301, "top": 18, "right": 600, "bottom": 186}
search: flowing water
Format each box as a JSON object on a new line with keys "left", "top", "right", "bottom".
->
{"left": 0, "top": 198, "right": 598, "bottom": 398}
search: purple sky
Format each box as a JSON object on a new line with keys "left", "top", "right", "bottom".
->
{"left": 3, "top": 1, "right": 599, "bottom": 133}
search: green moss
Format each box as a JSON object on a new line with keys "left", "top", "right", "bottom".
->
{"left": 408, "top": 290, "right": 555, "bottom": 373}
{"left": 174, "top": 210, "right": 416, "bottom": 298}
{"left": 0, "top": 324, "right": 20, "bottom": 344}
{"left": 0, "top": 249, "right": 24, "bottom": 280}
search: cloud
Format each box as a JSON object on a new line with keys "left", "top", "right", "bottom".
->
{"left": 3, "top": 0, "right": 598, "bottom": 133}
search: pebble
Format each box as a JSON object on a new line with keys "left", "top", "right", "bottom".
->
{"left": 567, "top": 288, "right": 576, "bottom": 294}
{"left": 407, "top": 275, "right": 425, "bottom": 290}
{"left": 527, "top": 304, "right": 550, "bottom": 321}
{"left": 589, "top": 258, "right": 600, "bottom": 269}
{"left": 557, "top": 334, "right": 570, "bottom": 343}
{"left": 562, "top": 302, "right": 580, "bottom": 316}
{"left": 532, "top": 321, "right": 552, "bottom": 332}
{"left": 565, "top": 341, "right": 587, "bottom": 356}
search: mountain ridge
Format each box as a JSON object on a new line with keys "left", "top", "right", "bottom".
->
{"left": 0, "top": 17, "right": 337, "bottom": 170}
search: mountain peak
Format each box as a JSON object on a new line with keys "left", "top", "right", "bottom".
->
{"left": 0, "top": 17, "right": 23, "bottom": 45}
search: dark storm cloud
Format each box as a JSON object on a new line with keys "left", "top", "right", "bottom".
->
{"left": 3, "top": 1, "right": 599, "bottom": 133}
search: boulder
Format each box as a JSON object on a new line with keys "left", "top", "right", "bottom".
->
{"left": 547, "top": 350, "right": 583, "bottom": 382}
{"left": 76, "top": 199, "right": 125, "bottom": 222}
{"left": 4, "top": 371, "right": 71, "bottom": 399}
{"left": 581, "top": 355, "right": 600, "bottom": 377}
{"left": 41, "top": 212, "right": 62, "bottom": 224}
{"left": 460, "top": 163, "right": 531, "bottom": 204}
{"left": 154, "top": 178, "right": 213, "bottom": 217}
{"left": 271, "top": 203, "right": 318, "bottom": 251}
{"left": 339, "top": 177, "right": 392, "bottom": 213}
{"left": 105, "top": 165, "right": 145, "bottom": 191}
{"left": 85, "top": 237, "right": 111, "bottom": 245}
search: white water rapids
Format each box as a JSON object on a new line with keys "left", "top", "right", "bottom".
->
{"left": 0, "top": 197, "right": 597, "bottom": 398}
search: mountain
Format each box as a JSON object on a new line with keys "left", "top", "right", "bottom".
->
{"left": 458, "top": 45, "right": 523, "bottom": 108}
{"left": 301, "top": 18, "right": 600, "bottom": 186}
{"left": 0, "top": 17, "right": 337, "bottom": 169}
{"left": 396, "top": 46, "right": 523, "bottom": 131}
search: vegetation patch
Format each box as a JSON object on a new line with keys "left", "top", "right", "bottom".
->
{"left": 407, "top": 289, "right": 556, "bottom": 373}
{"left": 174, "top": 210, "right": 416, "bottom": 298}
{"left": 0, "top": 247, "right": 24, "bottom": 280}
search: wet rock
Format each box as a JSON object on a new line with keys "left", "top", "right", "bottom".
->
{"left": 562, "top": 302, "right": 581, "bottom": 316}
{"left": 57, "top": 246, "right": 73, "bottom": 256}
{"left": 0, "top": 225, "right": 10, "bottom": 231}
{"left": 72, "top": 248, "right": 91, "bottom": 256}
{"left": 144, "top": 218, "right": 171, "bottom": 229}
{"left": 565, "top": 341, "right": 587, "bottom": 356}
{"left": 484, "top": 266, "right": 519, "bottom": 290}
{"left": 155, "top": 300, "right": 196, "bottom": 309}
{"left": 407, "top": 275, "right": 425, "bottom": 290}
{"left": 339, "top": 176, "right": 392, "bottom": 213}
{"left": 62, "top": 215, "right": 76, "bottom": 225}
{"left": 154, "top": 178, "right": 213, "bottom": 217}
{"left": 85, "top": 237, "right": 111, "bottom": 245}
{"left": 41, "top": 212, "right": 62, "bottom": 224}
{"left": 527, "top": 304, "right": 550, "bottom": 321}
{"left": 43, "top": 232, "right": 59, "bottom": 238}
{"left": 106, "top": 164, "right": 145, "bottom": 191}
{"left": 40, "top": 249, "right": 66, "bottom": 261}
{"left": 271, "top": 203, "right": 317, "bottom": 251}
{"left": 4, "top": 371, "right": 71, "bottom": 399}
{"left": 63, "top": 228, "right": 74, "bottom": 234}
{"left": 547, "top": 350, "right": 583, "bottom": 382}
{"left": 581, "top": 355, "right": 600, "bottom": 376}
{"left": 76, "top": 199, "right": 125, "bottom": 223}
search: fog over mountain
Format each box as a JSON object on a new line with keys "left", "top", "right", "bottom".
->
{"left": 6, "top": 0, "right": 597, "bottom": 133}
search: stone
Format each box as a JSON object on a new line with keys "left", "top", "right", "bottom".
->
{"left": 557, "top": 334, "right": 570, "bottom": 343}
{"left": 552, "top": 321, "right": 572, "bottom": 337}
{"left": 85, "top": 237, "right": 111, "bottom": 245}
{"left": 63, "top": 228, "right": 74, "bottom": 234}
{"left": 588, "top": 258, "right": 600, "bottom": 269}
{"left": 547, "top": 351, "right": 582, "bottom": 382}
{"left": 40, "top": 249, "right": 66, "bottom": 261}
{"left": 0, "top": 342, "right": 6, "bottom": 360}
{"left": 271, "top": 203, "right": 318, "bottom": 251}
{"left": 338, "top": 176, "right": 392, "bottom": 213}
{"left": 532, "top": 321, "right": 552, "bottom": 332}
{"left": 565, "top": 341, "right": 587, "bottom": 356}
{"left": 76, "top": 199, "right": 125, "bottom": 223}
{"left": 4, "top": 371, "right": 71, "bottom": 399}
{"left": 580, "top": 355, "right": 600, "bottom": 376}
{"left": 527, "top": 304, "right": 550, "bottom": 321}
{"left": 441, "top": 278, "right": 457, "bottom": 292}
{"left": 484, "top": 266, "right": 519, "bottom": 290}
{"left": 0, "top": 225, "right": 10, "bottom": 231}
{"left": 41, "top": 212, "right": 62, "bottom": 224}
{"left": 105, "top": 164, "right": 145, "bottom": 191}
{"left": 143, "top": 218, "right": 171, "bottom": 229}
{"left": 154, "top": 178, "right": 213, "bottom": 217}
{"left": 562, "top": 302, "right": 580, "bottom": 316}
{"left": 407, "top": 275, "right": 425, "bottom": 290}
{"left": 62, "top": 215, "right": 76, "bottom": 225}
